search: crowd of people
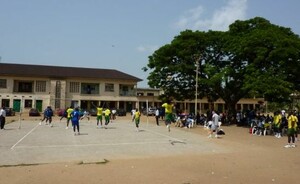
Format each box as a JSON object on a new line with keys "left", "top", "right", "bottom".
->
{"left": 246, "top": 110, "right": 299, "bottom": 148}
{"left": 39, "top": 105, "right": 114, "bottom": 135}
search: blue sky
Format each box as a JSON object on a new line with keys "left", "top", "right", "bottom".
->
{"left": 1, "top": 0, "right": 300, "bottom": 87}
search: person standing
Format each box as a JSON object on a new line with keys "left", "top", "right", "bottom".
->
{"left": 284, "top": 112, "right": 298, "bottom": 148}
{"left": 131, "top": 108, "right": 136, "bottom": 122}
{"left": 273, "top": 111, "right": 282, "bottom": 138}
{"left": 71, "top": 107, "right": 80, "bottom": 135}
{"left": 104, "top": 108, "right": 111, "bottom": 129}
{"left": 96, "top": 106, "right": 103, "bottom": 128}
{"left": 0, "top": 106, "right": 6, "bottom": 130}
{"left": 134, "top": 108, "right": 141, "bottom": 132}
{"left": 155, "top": 108, "right": 160, "bottom": 126}
{"left": 208, "top": 111, "right": 220, "bottom": 138}
{"left": 111, "top": 108, "right": 117, "bottom": 120}
{"left": 45, "top": 106, "right": 54, "bottom": 127}
{"left": 66, "top": 107, "right": 73, "bottom": 129}
{"left": 280, "top": 110, "right": 287, "bottom": 136}
{"left": 162, "top": 99, "right": 174, "bottom": 132}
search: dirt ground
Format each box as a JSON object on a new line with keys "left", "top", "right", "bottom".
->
{"left": 1, "top": 114, "right": 299, "bottom": 184}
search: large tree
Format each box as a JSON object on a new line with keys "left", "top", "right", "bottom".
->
{"left": 143, "top": 17, "right": 300, "bottom": 116}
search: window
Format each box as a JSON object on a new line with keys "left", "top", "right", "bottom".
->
{"left": 35, "top": 81, "right": 46, "bottom": 92}
{"left": 81, "top": 83, "right": 99, "bottom": 94}
{"left": 147, "top": 93, "right": 154, "bottom": 96}
{"left": 0, "top": 79, "right": 7, "bottom": 88}
{"left": 25, "top": 99, "right": 32, "bottom": 108}
{"left": 13, "top": 81, "right": 34, "bottom": 92}
{"left": 105, "top": 83, "right": 114, "bottom": 92}
{"left": 70, "top": 82, "right": 80, "bottom": 93}
{"left": 119, "top": 84, "right": 135, "bottom": 96}
{"left": 137, "top": 92, "right": 144, "bottom": 96}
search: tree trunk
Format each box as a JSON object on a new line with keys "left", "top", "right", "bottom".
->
{"left": 225, "top": 101, "right": 238, "bottom": 125}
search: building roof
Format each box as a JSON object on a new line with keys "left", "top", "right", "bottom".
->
{"left": 137, "top": 87, "right": 160, "bottom": 91}
{"left": 0, "top": 63, "right": 142, "bottom": 82}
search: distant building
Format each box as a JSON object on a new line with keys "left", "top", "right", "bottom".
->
{"left": 0, "top": 63, "right": 142, "bottom": 113}
{"left": 136, "top": 87, "right": 264, "bottom": 115}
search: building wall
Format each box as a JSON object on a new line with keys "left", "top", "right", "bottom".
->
{"left": 0, "top": 76, "right": 139, "bottom": 113}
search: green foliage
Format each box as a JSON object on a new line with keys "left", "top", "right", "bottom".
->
{"left": 143, "top": 17, "right": 300, "bottom": 114}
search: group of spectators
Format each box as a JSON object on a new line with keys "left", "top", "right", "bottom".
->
{"left": 246, "top": 109, "right": 299, "bottom": 148}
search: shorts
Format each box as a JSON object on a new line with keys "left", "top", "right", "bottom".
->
{"left": 287, "top": 128, "right": 296, "bottom": 136}
{"left": 165, "top": 113, "right": 173, "bottom": 125}
{"left": 72, "top": 121, "right": 79, "bottom": 126}
{"left": 97, "top": 115, "right": 103, "bottom": 121}
{"left": 210, "top": 124, "right": 218, "bottom": 131}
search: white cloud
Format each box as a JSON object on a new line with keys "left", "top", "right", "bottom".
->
{"left": 136, "top": 45, "right": 159, "bottom": 53}
{"left": 175, "top": 0, "right": 248, "bottom": 31}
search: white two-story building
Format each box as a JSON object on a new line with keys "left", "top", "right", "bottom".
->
{"left": 0, "top": 63, "right": 142, "bottom": 113}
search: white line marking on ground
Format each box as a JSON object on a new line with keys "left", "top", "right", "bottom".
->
{"left": 13, "top": 141, "right": 170, "bottom": 149}
{"left": 10, "top": 123, "right": 40, "bottom": 150}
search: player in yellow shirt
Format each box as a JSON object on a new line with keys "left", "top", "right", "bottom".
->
{"left": 66, "top": 107, "right": 74, "bottom": 129}
{"left": 284, "top": 111, "right": 298, "bottom": 148}
{"left": 162, "top": 99, "right": 175, "bottom": 132}
{"left": 273, "top": 111, "right": 282, "bottom": 138}
{"left": 104, "top": 108, "right": 111, "bottom": 128}
{"left": 96, "top": 106, "right": 103, "bottom": 128}
{"left": 134, "top": 109, "right": 141, "bottom": 132}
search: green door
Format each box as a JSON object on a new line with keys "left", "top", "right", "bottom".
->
{"left": 36, "top": 100, "right": 43, "bottom": 112}
{"left": 13, "top": 99, "right": 21, "bottom": 112}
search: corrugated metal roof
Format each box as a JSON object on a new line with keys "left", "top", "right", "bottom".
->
{"left": 0, "top": 63, "right": 142, "bottom": 82}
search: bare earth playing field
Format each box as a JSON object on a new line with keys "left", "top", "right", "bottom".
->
{"left": 1, "top": 114, "right": 299, "bottom": 184}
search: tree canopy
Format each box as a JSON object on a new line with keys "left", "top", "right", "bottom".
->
{"left": 143, "top": 17, "right": 300, "bottom": 114}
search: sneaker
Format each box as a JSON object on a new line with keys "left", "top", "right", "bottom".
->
{"left": 208, "top": 134, "right": 212, "bottom": 138}
{"left": 284, "top": 144, "right": 291, "bottom": 148}
{"left": 77, "top": 132, "right": 80, "bottom": 135}
{"left": 66, "top": 127, "right": 69, "bottom": 129}
{"left": 291, "top": 144, "right": 296, "bottom": 148}
{"left": 277, "top": 135, "right": 281, "bottom": 138}
{"left": 50, "top": 124, "right": 53, "bottom": 127}
{"left": 215, "top": 134, "right": 218, "bottom": 138}
{"left": 39, "top": 122, "right": 42, "bottom": 125}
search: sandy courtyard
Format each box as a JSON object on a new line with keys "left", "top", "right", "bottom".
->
{"left": 0, "top": 114, "right": 299, "bottom": 184}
